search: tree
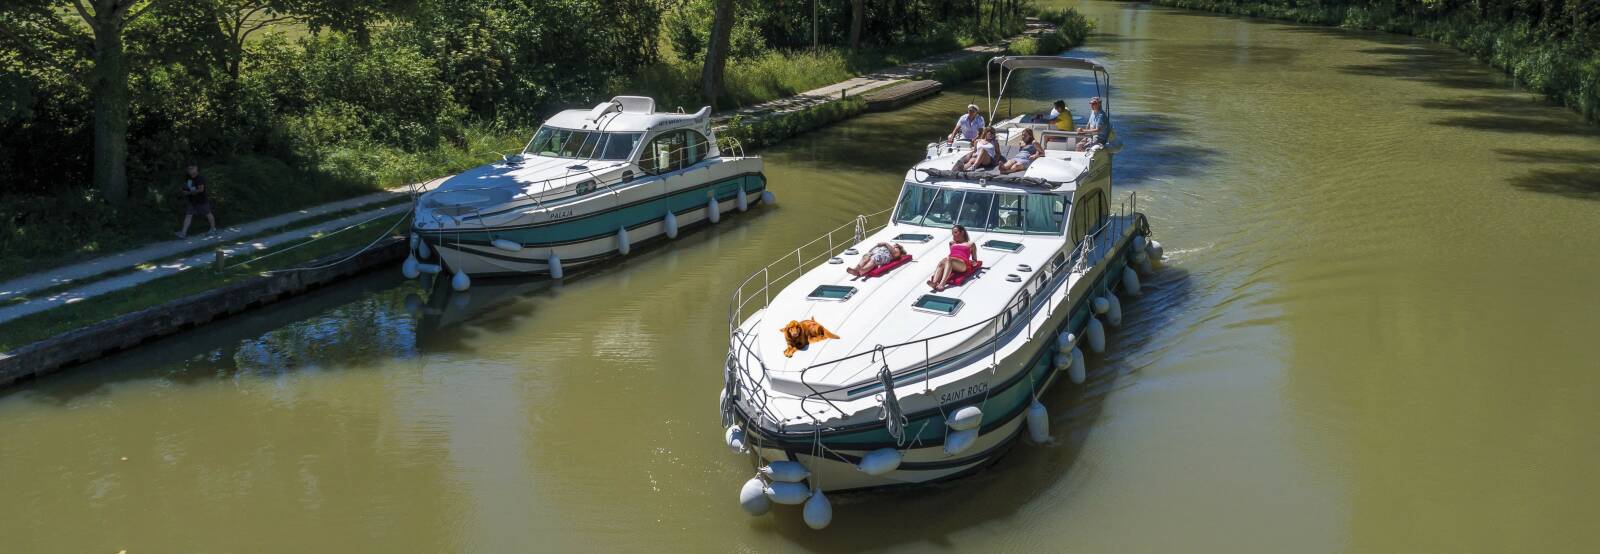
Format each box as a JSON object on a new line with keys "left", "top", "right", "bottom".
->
{"left": 701, "top": 0, "right": 735, "bottom": 108}
{"left": 0, "top": 0, "right": 163, "bottom": 205}
{"left": 848, "top": 0, "right": 864, "bottom": 49}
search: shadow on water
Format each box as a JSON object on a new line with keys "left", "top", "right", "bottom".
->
{"left": 1494, "top": 148, "right": 1600, "bottom": 199}
{"left": 1113, "top": 113, "right": 1220, "bottom": 186}
{"left": 762, "top": 265, "right": 1195, "bottom": 550}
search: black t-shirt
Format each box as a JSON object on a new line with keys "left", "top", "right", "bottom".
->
{"left": 184, "top": 174, "right": 209, "bottom": 205}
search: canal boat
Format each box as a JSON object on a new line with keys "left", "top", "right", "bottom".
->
{"left": 717, "top": 56, "right": 1163, "bottom": 529}
{"left": 404, "top": 96, "right": 768, "bottom": 289}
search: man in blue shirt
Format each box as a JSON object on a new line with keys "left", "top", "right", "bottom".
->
{"left": 1076, "top": 96, "right": 1112, "bottom": 151}
{"left": 948, "top": 104, "right": 985, "bottom": 142}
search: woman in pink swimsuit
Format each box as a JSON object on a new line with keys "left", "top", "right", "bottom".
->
{"left": 928, "top": 224, "right": 978, "bottom": 291}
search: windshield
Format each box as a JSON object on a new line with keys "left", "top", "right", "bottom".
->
{"left": 524, "top": 127, "right": 642, "bottom": 161}
{"left": 893, "top": 184, "right": 1066, "bottom": 234}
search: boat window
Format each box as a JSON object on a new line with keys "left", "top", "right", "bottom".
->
{"left": 992, "top": 194, "right": 1025, "bottom": 233}
{"left": 808, "top": 285, "right": 857, "bottom": 302}
{"left": 598, "top": 132, "right": 642, "bottom": 161}
{"left": 956, "top": 192, "right": 994, "bottom": 229}
{"left": 893, "top": 233, "right": 933, "bottom": 243}
{"left": 982, "top": 239, "right": 1024, "bottom": 252}
{"left": 638, "top": 129, "right": 710, "bottom": 174}
{"left": 911, "top": 294, "right": 963, "bottom": 316}
{"left": 1024, "top": 193, "right": 1066, "bottom": 234}
{"left": 893, "top": 185, "right": 938, "bottom": 225}
{"left": 525, "top": 126, "right": 641, "bottom": 161}
{"left": 1070, "top": 189, "right": 1107, "bottom": 245}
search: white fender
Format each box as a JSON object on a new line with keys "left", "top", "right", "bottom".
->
{"left": 417, "top": 262, "right": 441, "bottom": 274}
{"left": 451, "top": 270, "right": 471, "bottom": 292}
{"left": 1106, "top": 294, "right": 1123, "bottom": 327}
{"left": 944, "top": 428, "right": 978, "bottom": 456}
{"left": 1070, "top": 347, "right": 1087, "bottom": 384}
{"left": 736, "top": 187, "right": 749, "bottom": 212}
{"left": 1122, "top": 266, "right": 1141, "bottom": 296}
{"left": 760, "top": 461, "right": 810, "bottom": 483}
{"left": 724, "top": 425, "right": 746, "bottom": 453}
{"left": 664, "top": 211, "right": 679, "bottom": 239}
{"left": 1148, "top": 240, "right": 1165, "bottom": 260}
{"left": 401, "top": 255, "right": 420, "bottom": 279}
{"left": 803, "top": 490, "right": 833, "bottom": 530}
{"left": 616, "top": 226, "right": 631, "bottom": 256}
{"left": 857, "top": 448, "right": 902, "bottom": 476}
{"left": 491, "top": 238, "right": 523, "bottom": 252}
{"left": 1093, "top": 297, "right": 1109, "bottom": 315}
{"left": 761, "top": 190, "right": 776, "bottom": 206}
{"left": 765, "top": 481, "right": 811, "bottom": 505}
{"left": 408, "top": 233, "right": 419, "bottom": 252}
{"left": 1132, "top": 250, "right": 1148, "bottom": 264}
{"left": 548, "top": 253, "right": 564, "bottom": 279}
{"left": 946, "top": 406, "right": 983, "bottom": 431}
{"left": 1026, "top": 400, "right": 1050, "bottom": 443}
{"left": 707, "top": 197, "right": 721, "bottom": 223}
{"left": 1133, "top": 235, "right": 1148, "bottom": 253}
{"left": 417, "top": 240, "right": 431, "bottom": 259}
{"left": 1053, "top": 351, "right": 1072, "bottom": 371}
{"left": 740, "top": 476, "right": 771, "bottom": 516}
{"left": 1087, "top": 316, "right": 1106, "bottom": 354}
{"left": 1138, "top": 256, "right": 1154, "bottom": 275}
{"left": 1055, "top": 331, "right": 1075, "bottom": 351}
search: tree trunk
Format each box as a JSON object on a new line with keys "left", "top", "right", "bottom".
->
{"left": 701, "top": 0, "right": 735, "bottom": 108}
{"left": 90, "top": 16, "right": 130, "bottom": 205}
{"left": 849, "top": 0, "right": 864, "bottom": 49}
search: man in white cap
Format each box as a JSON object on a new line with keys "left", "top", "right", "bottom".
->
{"left": 948, "top": 104, "right": 985, "bottom": 142}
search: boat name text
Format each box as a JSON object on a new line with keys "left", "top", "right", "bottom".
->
{"left": 939, "top": 382, "right": 988, "bottom": 404}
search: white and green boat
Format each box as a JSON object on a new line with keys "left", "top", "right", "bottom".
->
{"left": 406, "top": 96, "right": 767, "bottom": 288}
{"left": 717, "top": 57, "right": 1164, "bottom": 529}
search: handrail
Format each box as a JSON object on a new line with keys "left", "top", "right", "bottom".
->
{"left": 725, "top": 192, "right": 1146, "bottom": 426}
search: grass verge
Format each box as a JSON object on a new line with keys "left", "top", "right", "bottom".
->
{"left": 0, "top": 214, "right": 407, "bottom": 352}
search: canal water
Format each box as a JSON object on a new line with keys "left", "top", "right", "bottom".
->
{"left": 5, "top": 1, "right": 1599, "bottom": 551}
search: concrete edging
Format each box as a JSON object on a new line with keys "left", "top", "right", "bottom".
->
{"left": 0, "top": 237, "right": 408, "bottom": 389}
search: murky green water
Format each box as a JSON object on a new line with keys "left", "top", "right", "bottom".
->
{"left": 5, "top": 2, "right": 1600, "bottom": 551}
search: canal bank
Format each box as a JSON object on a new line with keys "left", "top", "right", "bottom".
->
{"left": 0, "top": 9, "right": 1090, "bottom": 385}
{"left": 4, "top": 1, "right": 1600, "bottom": 550}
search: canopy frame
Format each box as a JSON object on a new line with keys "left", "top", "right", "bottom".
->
{"left": 984, "top": 55, "right": 1111, "bottom": 121}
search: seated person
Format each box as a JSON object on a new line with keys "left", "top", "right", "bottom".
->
{"left": 957, "top": 127, "right": 1002, "bottom": 171}
{"left": 847, "top": 243, "right": 908, "bottom": 277}
{"left": 1076, "top": 96, "right": 1112, "bottom": 152}
{"left": 1041, "top": 100, "right": 1074, "bottom": 147}
{"left": 948, "top": 104, "right": 985, "bottom": 142}
{"left": 1000, "top": 129, "right": 1042, "bottom": 174}
{"left": 928, "top": 225, "right": 979, "bottom": 292}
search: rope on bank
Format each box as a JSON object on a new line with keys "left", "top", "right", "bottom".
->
{"left": 228, "top": 208, "right": 410, "bottom": 274}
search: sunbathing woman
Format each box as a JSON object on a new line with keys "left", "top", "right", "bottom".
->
{"left": 958, "top": 128, "right": 1000, "bottom": 171}
{"left": 847, "top": 242, "right": 907, "bottom": 276}
{"left": 1000, "top": 128, "right": 1042, "bottom": 174}
{"left": 927, "top": 224, "right": 978, "bottom": 291}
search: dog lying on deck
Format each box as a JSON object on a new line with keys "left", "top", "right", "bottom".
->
{"left": 781, "top": 318, "right": 840, "bottom": 357}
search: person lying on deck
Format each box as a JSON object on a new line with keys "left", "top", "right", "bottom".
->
{"left": 957, "top": 127, "right": 1002, "bottom": 172}
{"left": 928, "top": 225, "right": 978, "bottom": 292}
{"left": 847, "top": 243, "right": 908, "bottom": 277}
{"left": 1000, "top": 129, "right": 1042, "bottom": 174}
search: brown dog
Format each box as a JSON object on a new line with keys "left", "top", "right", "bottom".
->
{"left": 781, "top": 318, "right": 841, "bottom": 357}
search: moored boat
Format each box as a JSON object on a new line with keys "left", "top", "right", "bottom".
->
{"left": 716, "top": 56, "right": 1165, "bottom": 529}
{"left": 403, "top": 96, "right": 768, "bottom": 289}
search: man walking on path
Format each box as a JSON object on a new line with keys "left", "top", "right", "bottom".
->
{"left": 176, "top": 163, "right": 216, "bottom": 238}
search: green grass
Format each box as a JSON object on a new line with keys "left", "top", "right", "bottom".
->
{"left": 0, "top": 215, "right": 407, "bottom": 352}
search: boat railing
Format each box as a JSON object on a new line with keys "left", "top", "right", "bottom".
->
{"left": 418, "top": 139, "right": 753, "bottom": 228}
{"left": 725, "top": 192, "right": 1145, "bottom": 427}
{"left": 725, "top": 208, "right": 896, "bottom": 336}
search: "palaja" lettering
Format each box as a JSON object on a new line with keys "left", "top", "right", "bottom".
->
{"left": 939, "top": 381, "right": 988, "bottom": 404}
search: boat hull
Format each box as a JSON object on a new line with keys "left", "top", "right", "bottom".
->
{"left": 416, "top": 160, "right": 765, "bottom": 277}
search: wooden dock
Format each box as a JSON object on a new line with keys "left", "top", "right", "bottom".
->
{"left": 863, "top": 80, "right": 943, "bottom": 112}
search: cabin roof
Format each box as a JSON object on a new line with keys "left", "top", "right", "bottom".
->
{"left": 543, "top": 96, "right": 710, "bottom": 133}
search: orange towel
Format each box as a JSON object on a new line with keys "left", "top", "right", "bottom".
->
{"left": 781, "top": 318, "right": 841, "bottom": 357}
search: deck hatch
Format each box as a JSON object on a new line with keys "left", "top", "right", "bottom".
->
{"left": 893, "top": 233, "right": 934, "bottom": 243}
{"left": 808, "top": 285, "right": 858, "bottom": 302}
{"left": 912, "top": 294, "right": 963, "bottom": 316}
{"left": 982, "top": 239, "right": 1024, "bottom": 252}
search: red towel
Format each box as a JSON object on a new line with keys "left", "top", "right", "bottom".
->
{"left": 945, "top": 260, "right": 985, "bottom": 286}
{"left": 862, "top": 254, "right": 913, "bottom": 277}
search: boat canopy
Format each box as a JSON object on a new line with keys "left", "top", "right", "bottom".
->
{"left": 991, "top": 55, "right": 1108, "bottom": 72}
{"left": 543, "top": 96, "right": 710, "bottom": 134}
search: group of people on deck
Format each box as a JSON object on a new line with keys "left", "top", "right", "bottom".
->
{"left": 847, "top": 225, "right": 979, "bottom": 292}
{"left": 945, "top": 97, "right": 1111, "bottom": 174}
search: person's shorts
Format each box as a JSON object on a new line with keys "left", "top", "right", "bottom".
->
{"left": 186, "top": 201, "right": 212, "bottom": 216}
